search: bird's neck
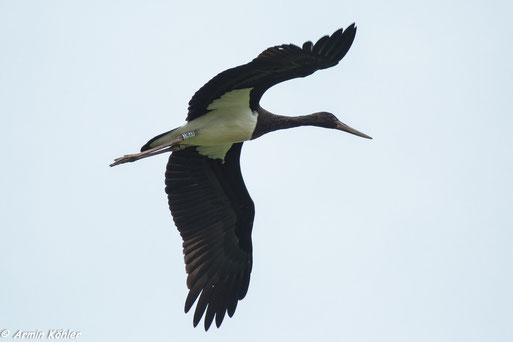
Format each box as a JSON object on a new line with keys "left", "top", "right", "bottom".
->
{"left": 251, "top": 107, "right": 328, "bottom": 139}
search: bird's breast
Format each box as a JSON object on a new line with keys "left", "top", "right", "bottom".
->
{"left": 181, "top": 88, "right": 258, "bottom": 146}
{"left": 191, "top": 109, "right": 258, "bottom": 145}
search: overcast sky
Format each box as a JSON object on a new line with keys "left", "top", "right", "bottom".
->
{"left": 1, "top": 0, "right": 512, "bottom": 341}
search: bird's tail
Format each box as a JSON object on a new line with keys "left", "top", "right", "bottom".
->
{"left": 140, "top": 128, "right": 178, "bottom": 152}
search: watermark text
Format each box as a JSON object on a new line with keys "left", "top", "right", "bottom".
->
{"left": 0, "top": 329, "right": 82, "bottom": 340}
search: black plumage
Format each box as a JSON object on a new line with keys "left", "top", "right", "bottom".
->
{"left": 165, "top": 143, "right": 253, "bottom": 330}
{"left": 111, "top": 23, "right": 371, "bottom": 331}
{"left": 186, "top": 24, "right": 356, "bottom": 120}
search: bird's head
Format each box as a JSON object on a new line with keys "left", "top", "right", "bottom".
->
{"left": 312, "top": 112, "right": 372, "bottom": 139}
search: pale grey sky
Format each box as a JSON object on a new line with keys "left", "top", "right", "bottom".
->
{"left": 1, "top": 0, "right": 512, "bottom": 341}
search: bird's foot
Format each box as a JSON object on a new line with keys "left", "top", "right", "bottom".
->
{"left": 110, "top": 137, "right": 184, "bottom": 167}
{"left": 110, "top": 152, "right": 149, "bottom": 167}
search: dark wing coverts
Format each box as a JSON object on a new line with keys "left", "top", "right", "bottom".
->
{"left": 164, "top": 25, "right": 358, "bottom": 329}
{"left": 165, "top": 143, "right": 254, "bottom": 330}
{"left": 187, "top": 24, "right": 357, "bottom": 121}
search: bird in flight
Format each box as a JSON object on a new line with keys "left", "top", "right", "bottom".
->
{"left": 111, "top": 23, "right": 371, "bottom": 330}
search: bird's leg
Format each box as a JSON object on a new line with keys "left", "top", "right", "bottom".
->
{"left": 110, "top": 136, "right": 184, "bottom": 167}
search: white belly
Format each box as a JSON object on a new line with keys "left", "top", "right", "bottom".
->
{"left": 183, "top": 108, "right": 257, "bottom": 145}
{"left": 176, "top": 88, "right": 258, "bottom": 146}
{"left": 150, "top": 88, "right": 258, "bottom": 160}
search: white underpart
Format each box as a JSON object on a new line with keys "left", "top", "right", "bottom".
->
{"left": 151, "top": 88, "right": 258, "bottom": 161}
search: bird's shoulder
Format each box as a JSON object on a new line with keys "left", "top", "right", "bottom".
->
{"left": 185, "top": 24, "right": 357, "bottom": 121}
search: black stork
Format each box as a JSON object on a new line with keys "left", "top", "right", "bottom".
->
{"left": 111, "top": 23, "right": 371, "bottom": 330}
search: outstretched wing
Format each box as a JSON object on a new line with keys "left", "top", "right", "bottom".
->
{"left": 186, "top": 24, "right": 357, "bottom": 121}
{"left": 165, "top": 143, "right": 254, "bottom": 330}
